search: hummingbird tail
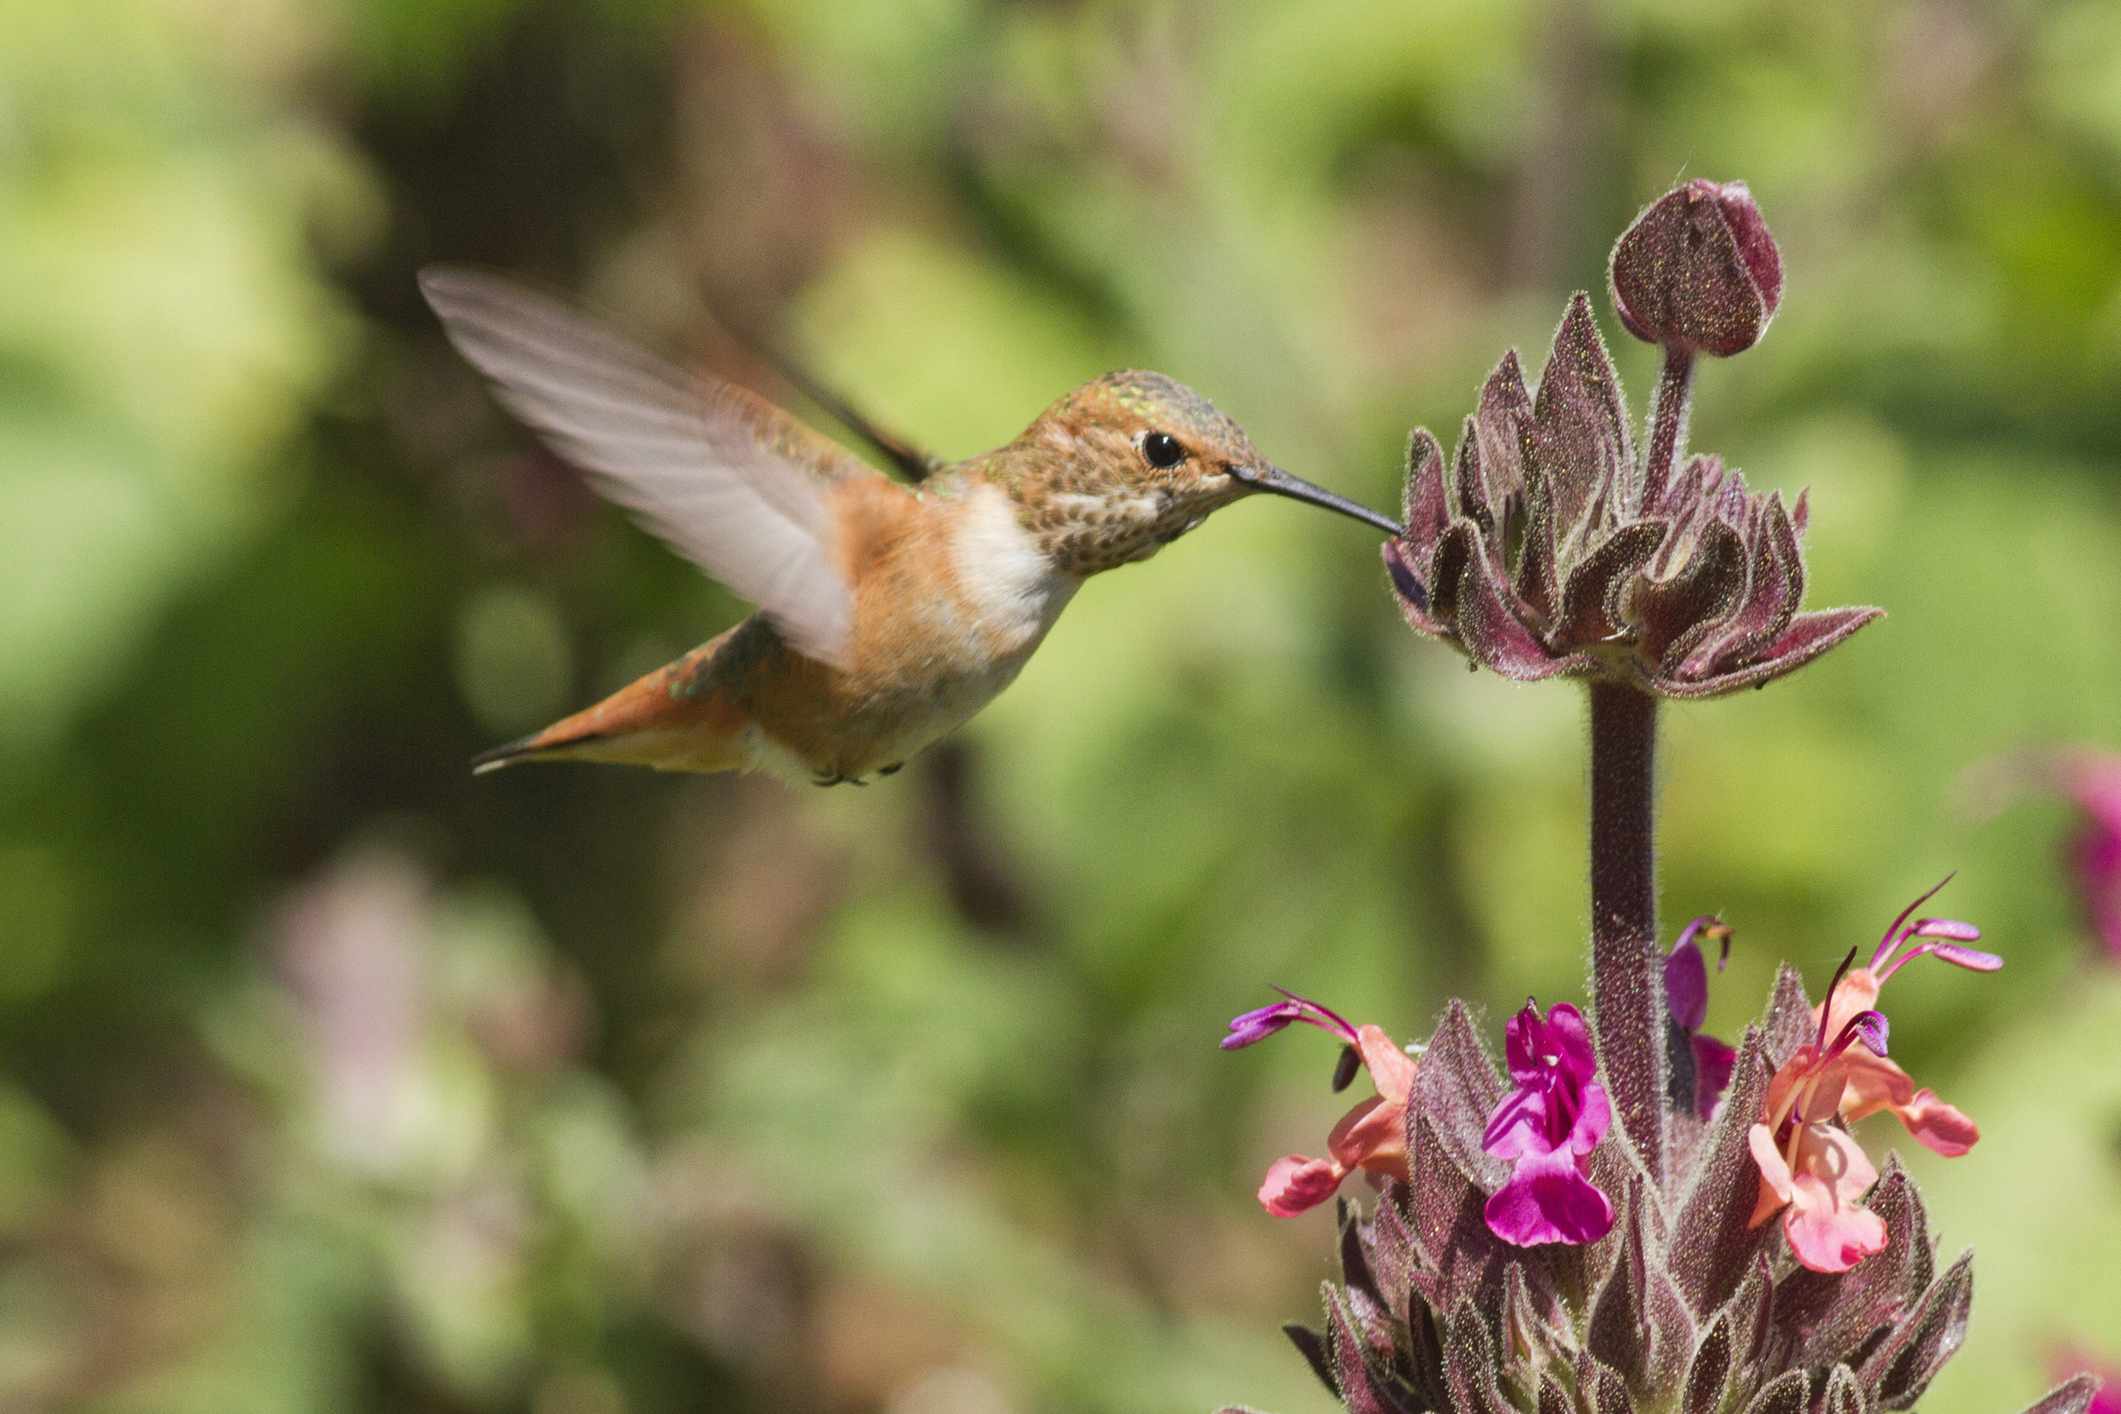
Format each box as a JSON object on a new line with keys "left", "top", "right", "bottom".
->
{"left": 468, "top": 630, "right": 757, "bottom": 776}
{"left": 469, "top": 734, "right": 581, "bottom": 775}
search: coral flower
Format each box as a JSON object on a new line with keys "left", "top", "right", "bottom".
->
{"left": 1481, "top": 1000, "right": 1615, "bottom": 1246}
{"left": 1223, "top": 989, "right": 1418, "bottom": 1217}
{"left": 1749, "top": 879, "right": 2000, "bottom": 1271}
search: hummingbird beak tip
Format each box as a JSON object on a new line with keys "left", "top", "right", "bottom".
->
{"left": 1232, "top": 465, "right": 1405, "bottom": 539}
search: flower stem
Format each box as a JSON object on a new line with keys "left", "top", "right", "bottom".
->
{"left": 1588, "top": 679, "right": 1667, "bottom": 1183}
{"left": 1640, "top": 344, "right": 1696, "bottom": 511}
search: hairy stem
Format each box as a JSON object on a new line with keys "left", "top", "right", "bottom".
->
{"left": 1640, "top": 343, "right": 1696, "bottom": 510}
{"left": 1588, "top": 679, "right": 1667, "bottom": 1182}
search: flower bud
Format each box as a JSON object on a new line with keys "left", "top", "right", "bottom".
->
{"left": 1609, "top": 179, "right": 1784, "bottom": 356}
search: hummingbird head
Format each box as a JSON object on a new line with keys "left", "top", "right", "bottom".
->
{"left": 1009, "top": 371, "right": 1403, "bottom": 576}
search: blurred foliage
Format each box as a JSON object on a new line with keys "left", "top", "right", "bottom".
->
{"left": 3, "top": 0, "right": 2120, "bottom": 1410}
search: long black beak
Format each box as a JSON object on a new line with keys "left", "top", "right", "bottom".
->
{"left": 1230, "top": 464, "right": 1404, "bottom": 538}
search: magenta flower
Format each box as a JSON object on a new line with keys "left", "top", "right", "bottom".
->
{"left": 1480, "top": 999, "right": 1615, "bottom": 1247}
{"left": 1223, "top": 989, "right": 1418, "bottom": 1218}
{"left": 1965, "top": 747, "right": 2121, "bottom": 961}
{"left": 2060, "top": 753, "right": 2121, "bottom": 961}
{"left": 1665, "top": 914, "right": 1737, "bottom": 1118}
{"left": 2049, "top": 1351, "right": 2118, "bottom": 1414}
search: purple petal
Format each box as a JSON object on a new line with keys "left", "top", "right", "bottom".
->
{"left": 1923, "top": 942, "right": 2005, "bottom": 972}
{"left": 1503, "top": 999, "right": 1541, "bottom": 1083}
{"left": 1483, "top": 1148, "right": 1616, "bottom": 1247}
{"left": 1564, "top": 1079, "right": 1612, "bottom": 1157}
{"left": 1690, "top": 1034, "right": 1737, "bottom": 1119}
{"left": 1911, "top": 917, "right": 1980, "bottom": 942}
{"left": 1664, "top": 925, "right": 1713, "bottom": 1033}
{"left": 1541, "top": 1003, "right": 1598, "bottom": 1089}
{"left": 1221, "top": 987, "right": 1358, "bottom": 1049}
{"left": 1482, "top": 1086, "right": 1552, "bottom": 1161}
{"left": 1220, "top": 1014, "right": 1288, "bottom": 1050}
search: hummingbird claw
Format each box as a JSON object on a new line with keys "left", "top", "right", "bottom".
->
{"left": 812, "top": 769, "right": 870, "bottom": 787}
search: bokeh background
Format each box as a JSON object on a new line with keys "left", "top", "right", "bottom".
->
{"left": 6, "top": 0, "right": 2121, "bottom": 1409}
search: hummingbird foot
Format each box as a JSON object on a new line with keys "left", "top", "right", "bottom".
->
{"left": 811, "top": 770, "right": 869, "bottom": 788}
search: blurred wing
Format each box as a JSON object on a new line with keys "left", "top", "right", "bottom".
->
{"left": 420, "top": 266, "right": 861, "bottom": 670}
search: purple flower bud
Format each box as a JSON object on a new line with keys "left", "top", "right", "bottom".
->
{"left": 1610, "top": 179, "right": 1784, "bottom": 357}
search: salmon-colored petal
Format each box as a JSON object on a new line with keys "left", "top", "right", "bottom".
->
{"left": 1890, "top": 1088, "right": 1979, "bottom": 1156}
{"left": 1782, "top": 1172, "right": 1888, "bottom": 1273}
{"left": 1836, "top": 1048, "right": 1916, "bottom": 1121}
{"left": 1326, "top": 1095, "right": 1409, "bottom": 1179}
{"left": 1776, "top": 1120, "right": 1887, "bottom": 1271}
{"left": 1747, "top": 1123, "right": 1794, "bottom": 1228}
{"left": 1258, "top": 1155, "right": 1345, "bottom": 1218}
{"left": 1354, "top": 1023, "right": 1418, "bottom": 1104}
{"left": 1810, "top": 966, "right": 1882, "bottom": 1046}
{"left": 1807, "top": 1119, "right": 1880, "bottom": 1200}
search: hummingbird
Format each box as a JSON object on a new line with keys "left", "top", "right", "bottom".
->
{"left": 421, "top": 268, "right": 1403, "bottom": 786}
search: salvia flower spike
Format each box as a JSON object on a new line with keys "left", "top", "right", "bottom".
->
{"left": 1384, "top": 180, "right": 1880, "bottom": 698}
{"left": 1242, "top": 892, "right": 2067, "bottom": 1414}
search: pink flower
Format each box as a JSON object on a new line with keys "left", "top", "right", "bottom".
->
{"left": 1748, "top": 878, "right": 2000, "bottom": 1272}
{"left": 2049, "top": 1350, "right": 2119, "bottom": 1414}
{"left": 2060, "top": 753, "right": 2121, "bottom": 961}
{"left": 1481, "top": 1000, "right": 1615, "bottom": 1247}
{"left": 1964, "top": 748, "right": 2121, "bottom": 962}
{"left": 1223, "top": 989, "right": 1418, "bottom": 1218}
{"left": 1666, "top": 915, "right": 1737, "bottom": 1118}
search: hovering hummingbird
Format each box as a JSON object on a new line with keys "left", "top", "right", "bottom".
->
{"left": 422, "top": 268, "right": 1403, "bottom": 786}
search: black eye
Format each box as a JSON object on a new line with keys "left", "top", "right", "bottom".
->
{"left": 1140, "top": 431, "right": 1186, "bottom": 469}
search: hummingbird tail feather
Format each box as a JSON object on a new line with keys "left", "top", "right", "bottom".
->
{"left": 469, "top": 733, "right": 600, "bottom": 775}
{"left": 469, "top": 631, "right": 757, "bottom": 776}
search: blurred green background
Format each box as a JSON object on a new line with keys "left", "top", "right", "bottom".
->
{"left": 5, "top": 0, "right": 2121, "bottom": 1409}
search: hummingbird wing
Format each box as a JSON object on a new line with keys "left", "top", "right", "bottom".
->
{"left": 419, "top": 267, "right": 868, "bottom": 671}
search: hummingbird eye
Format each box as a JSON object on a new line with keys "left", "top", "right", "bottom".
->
{"left": 1139, "top": 430, "right": 1187, "bottom": 470}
